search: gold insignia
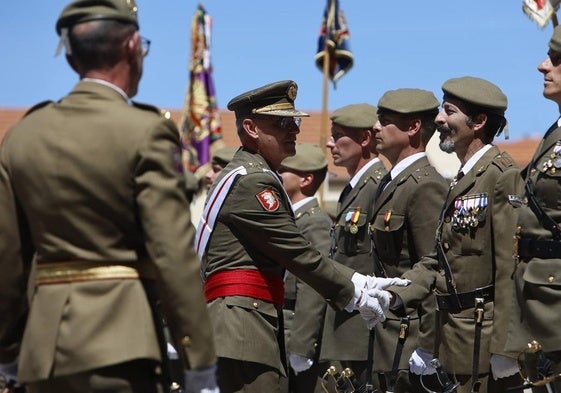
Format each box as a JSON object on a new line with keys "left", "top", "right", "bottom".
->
{"left": 287, "top": 84, "right": 297, "bottom": 101}
{"left": 160, "top": 109, "right": 171, "bottom": 119}
{"left": 126, "top": 0, "right": 138, "bottom": 14}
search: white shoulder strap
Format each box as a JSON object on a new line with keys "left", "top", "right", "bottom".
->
{"left": 195, "top": 166, "right": 247, "bottom": 259}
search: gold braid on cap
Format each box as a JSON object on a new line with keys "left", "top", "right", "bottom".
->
{"left": 252, "top": 103, "right": 295, "bottom": 114}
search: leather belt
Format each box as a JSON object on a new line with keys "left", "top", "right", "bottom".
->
{"left": 204, "top": 269, "right": 285, "bottom": 306}
{"left": 518, "top": 238, "right": 561, "bottom": 260}
{"left": 36, "top": 261, "right": 142, "bottom": 285}
{"left": 435, "top": 285, "right": 494, "bottom": 312}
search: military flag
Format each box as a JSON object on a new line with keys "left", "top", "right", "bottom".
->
{"left": 523, "top": 0, "right": 560, "bottom": 27}
{"left": 315, "top": 0, "right": 353, "bottom": 86}
{"left": 179, "top": 4, "right": 223, "bottom": 175}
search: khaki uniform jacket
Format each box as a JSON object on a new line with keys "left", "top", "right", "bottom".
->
{"left": 506, "top": 125, "right": 561, "bottom": 353}
{"left": 391, "top": 147, "right": 519, "bottom": 375}
{"left": 285, "top": 198, "right": 331, "bottom": 360}
{"left": 320, "top": 160, "right": 387, "bottom": 361}
{"left": 201, "top": 148, "right": 355, "bottom": 373}
{"left": 0, "top": 81, "right": 216, "bottom": 382}
{"left": 370, "top": 156, "right": 447, "bottom": 372}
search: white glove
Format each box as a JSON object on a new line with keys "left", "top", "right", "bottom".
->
{"left": 490, "top": 354, "right": 519, "bottom": 380}
{"left": 364, "top": 276, "right": 411, "bottom": 290}
{"left": 354, "top": 289, "right": 386, "bottom": 329}
{"left": 289, "top": 354, "right": 313, "bottom": 374}
{"left": 184, "top": 364, "right": 219, "bottom": 393}
{"left": 365, "top": 288, "right": 391, "bottom": 312}
{"left": 409, "top": 348, "right": 437, "bottom": 375}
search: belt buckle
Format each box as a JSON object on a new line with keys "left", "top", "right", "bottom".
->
{"left": 474, "top": 297, "right": 485, "bottom": 323}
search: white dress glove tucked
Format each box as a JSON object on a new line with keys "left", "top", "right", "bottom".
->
{"left": 409, "top": 348, "right": 437, "bottom": 375}
{"left": 490, "top": 354, "right": 519, "bottom": 380}
{"left": 289, "top": 354, "right": 313, "bottom": 374}
{"left": 184, "top": 364, "right": 220, "bottom": 393}
{"left": 355, "top": 289, "right": 386, "bottom": 329}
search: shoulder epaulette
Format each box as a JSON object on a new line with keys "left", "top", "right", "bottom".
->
{"left": 493, "top": 151, "right": 516, "bottom": 171}
{"left": 131, "top": 101, "right": 166, "bottom": 117}
{"left": 24, "top": 100, "right": 53, "bottom": 117}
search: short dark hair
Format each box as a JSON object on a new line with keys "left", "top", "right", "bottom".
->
{"left": 69, "top": 20, "right": 137, "bottom": 70}
{"left": 464, "top": 104, "right": 507, "bottom": 143}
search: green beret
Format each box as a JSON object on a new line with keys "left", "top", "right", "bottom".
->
{"left": 280, "top": 143, "right": 327, "bottom": 172}
{"left": 227, "top": 80, "right": 309, "bottom": 118}
{"left": 550, "top": 26, "right": 561, "bottom": 53}
{"left": 330, "top": 103, "right": 378, "bottom": 129}
{"left": 56, "top": 0, "right": 139, "bottom": 35}
{"left": 377, "top": 88, "right": 439, "bottom": 114}
{"left": 211, "top": 146, "right": 238, "bottom": 166}
{"left": 442, "top": 76, "right": 507, "bottom": 116}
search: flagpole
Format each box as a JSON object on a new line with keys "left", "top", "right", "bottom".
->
{"left": 318, "top": 41, "right": 330, "bottom": 210}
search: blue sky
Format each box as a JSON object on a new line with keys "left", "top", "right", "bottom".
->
{"left": 1, "top": 1, "right": 559, "bottom": 141}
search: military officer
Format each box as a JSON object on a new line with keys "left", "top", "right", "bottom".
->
{"left": 382, "top": 77, "right": 522, "bottom": 393}
{"left": 0, "top": 1, "right": 217, "bottom": 393}
{"left": 320, "top": 103, "right": 388, "bottom": 385}
{"left": 370, "top": 88, "right": 448, "bottom": 392}
{"left": 278, "top": 143, "right": 332, "bottom": 393}
{"left": 195, "top": 80, "right": 408, "bottom": 393}
{"left": 506, "top": 25, "right": 561, "bottom": 392}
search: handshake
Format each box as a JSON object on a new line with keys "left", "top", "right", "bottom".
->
{"left": 346, "top": 274, "right": 410, "bottom": 329}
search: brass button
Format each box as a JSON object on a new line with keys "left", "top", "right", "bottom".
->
{"left": 313, "top": 342, "right": 318, "bottom": 348}
{"left": 445, "top": 216, "right": 451, "bottom": 223}
{"left": 253, "top": 302, "right": 259, "bottom": 309}
{"left": 182, "top": 336, "right": 192, "bottom": 347}
{"left": 549, "top": 275, "right": 555, "bottom": 283}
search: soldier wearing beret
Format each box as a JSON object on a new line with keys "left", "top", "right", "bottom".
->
{"left": 278, "top": 143, "right": 332, "bottom": 393}
{"left": 204, "top": 146, "right": 238, "bottom": 190}
{"left": 505, "top": 26, "right": 561, "bottom": 392}
{"left": 368, "top": 88, "right": 448, "bottom": 393}
{"left": 319, "top": 103, "right": 388, "bottom": 384}
{"left": 380, "top": 77, "right": 522, "bottom": 393}
{"left": 0, "top": 1, "right": 218, "bottom": 392}
{"left": 195, "top": 80, "right": 409, "bottom": 393}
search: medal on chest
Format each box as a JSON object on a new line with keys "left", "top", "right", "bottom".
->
{"left": 451, "top": 192, "right": 488, "bottom": 231}
{"left": 543, "top": 141, "right": 561, "bottom": 174}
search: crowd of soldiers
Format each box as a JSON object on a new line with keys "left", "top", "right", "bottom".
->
{"left": 2, "top": 1, "right": 561, "bottom": 393}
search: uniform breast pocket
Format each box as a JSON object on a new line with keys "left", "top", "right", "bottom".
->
{"left": 523, "top": 258, "right": 561, "bottom": 290}
{"left": 339, "top": 208, "right": 369, "bottom": 255}
{"left": 371, "top": 212, "right": 405, "bottom": 264}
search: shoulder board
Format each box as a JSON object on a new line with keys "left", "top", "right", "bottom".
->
{"left": 131, "top": 101, "right": 169, "bottom": 118}
{"left": 492, "top": 151, "right": 516, "bottom": 171}
{"left": 24, "top": 100, "right": 53, "bottom": 117}
{"left": 413, "top": 166, "right": 436, "bottom": 183}
{"left": 242, "top": 160, "right": 266, "bottom": 173}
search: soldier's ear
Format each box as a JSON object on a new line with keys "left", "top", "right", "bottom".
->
{"left": 242, "top": 118, "right": 259, "bottom": 140}
{"left": 406, "top": 118, "right": 421, "bottom": 137}
{"left": 360, "top": 129, "right": 372, "bottom": 148}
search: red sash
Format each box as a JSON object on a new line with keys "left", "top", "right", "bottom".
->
{"left": 204, "top": 269, "right": 285, "bottom": 306}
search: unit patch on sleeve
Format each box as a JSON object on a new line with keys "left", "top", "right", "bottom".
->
{"left": 256, "top": 189, "right": 280, "bottom": 211}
